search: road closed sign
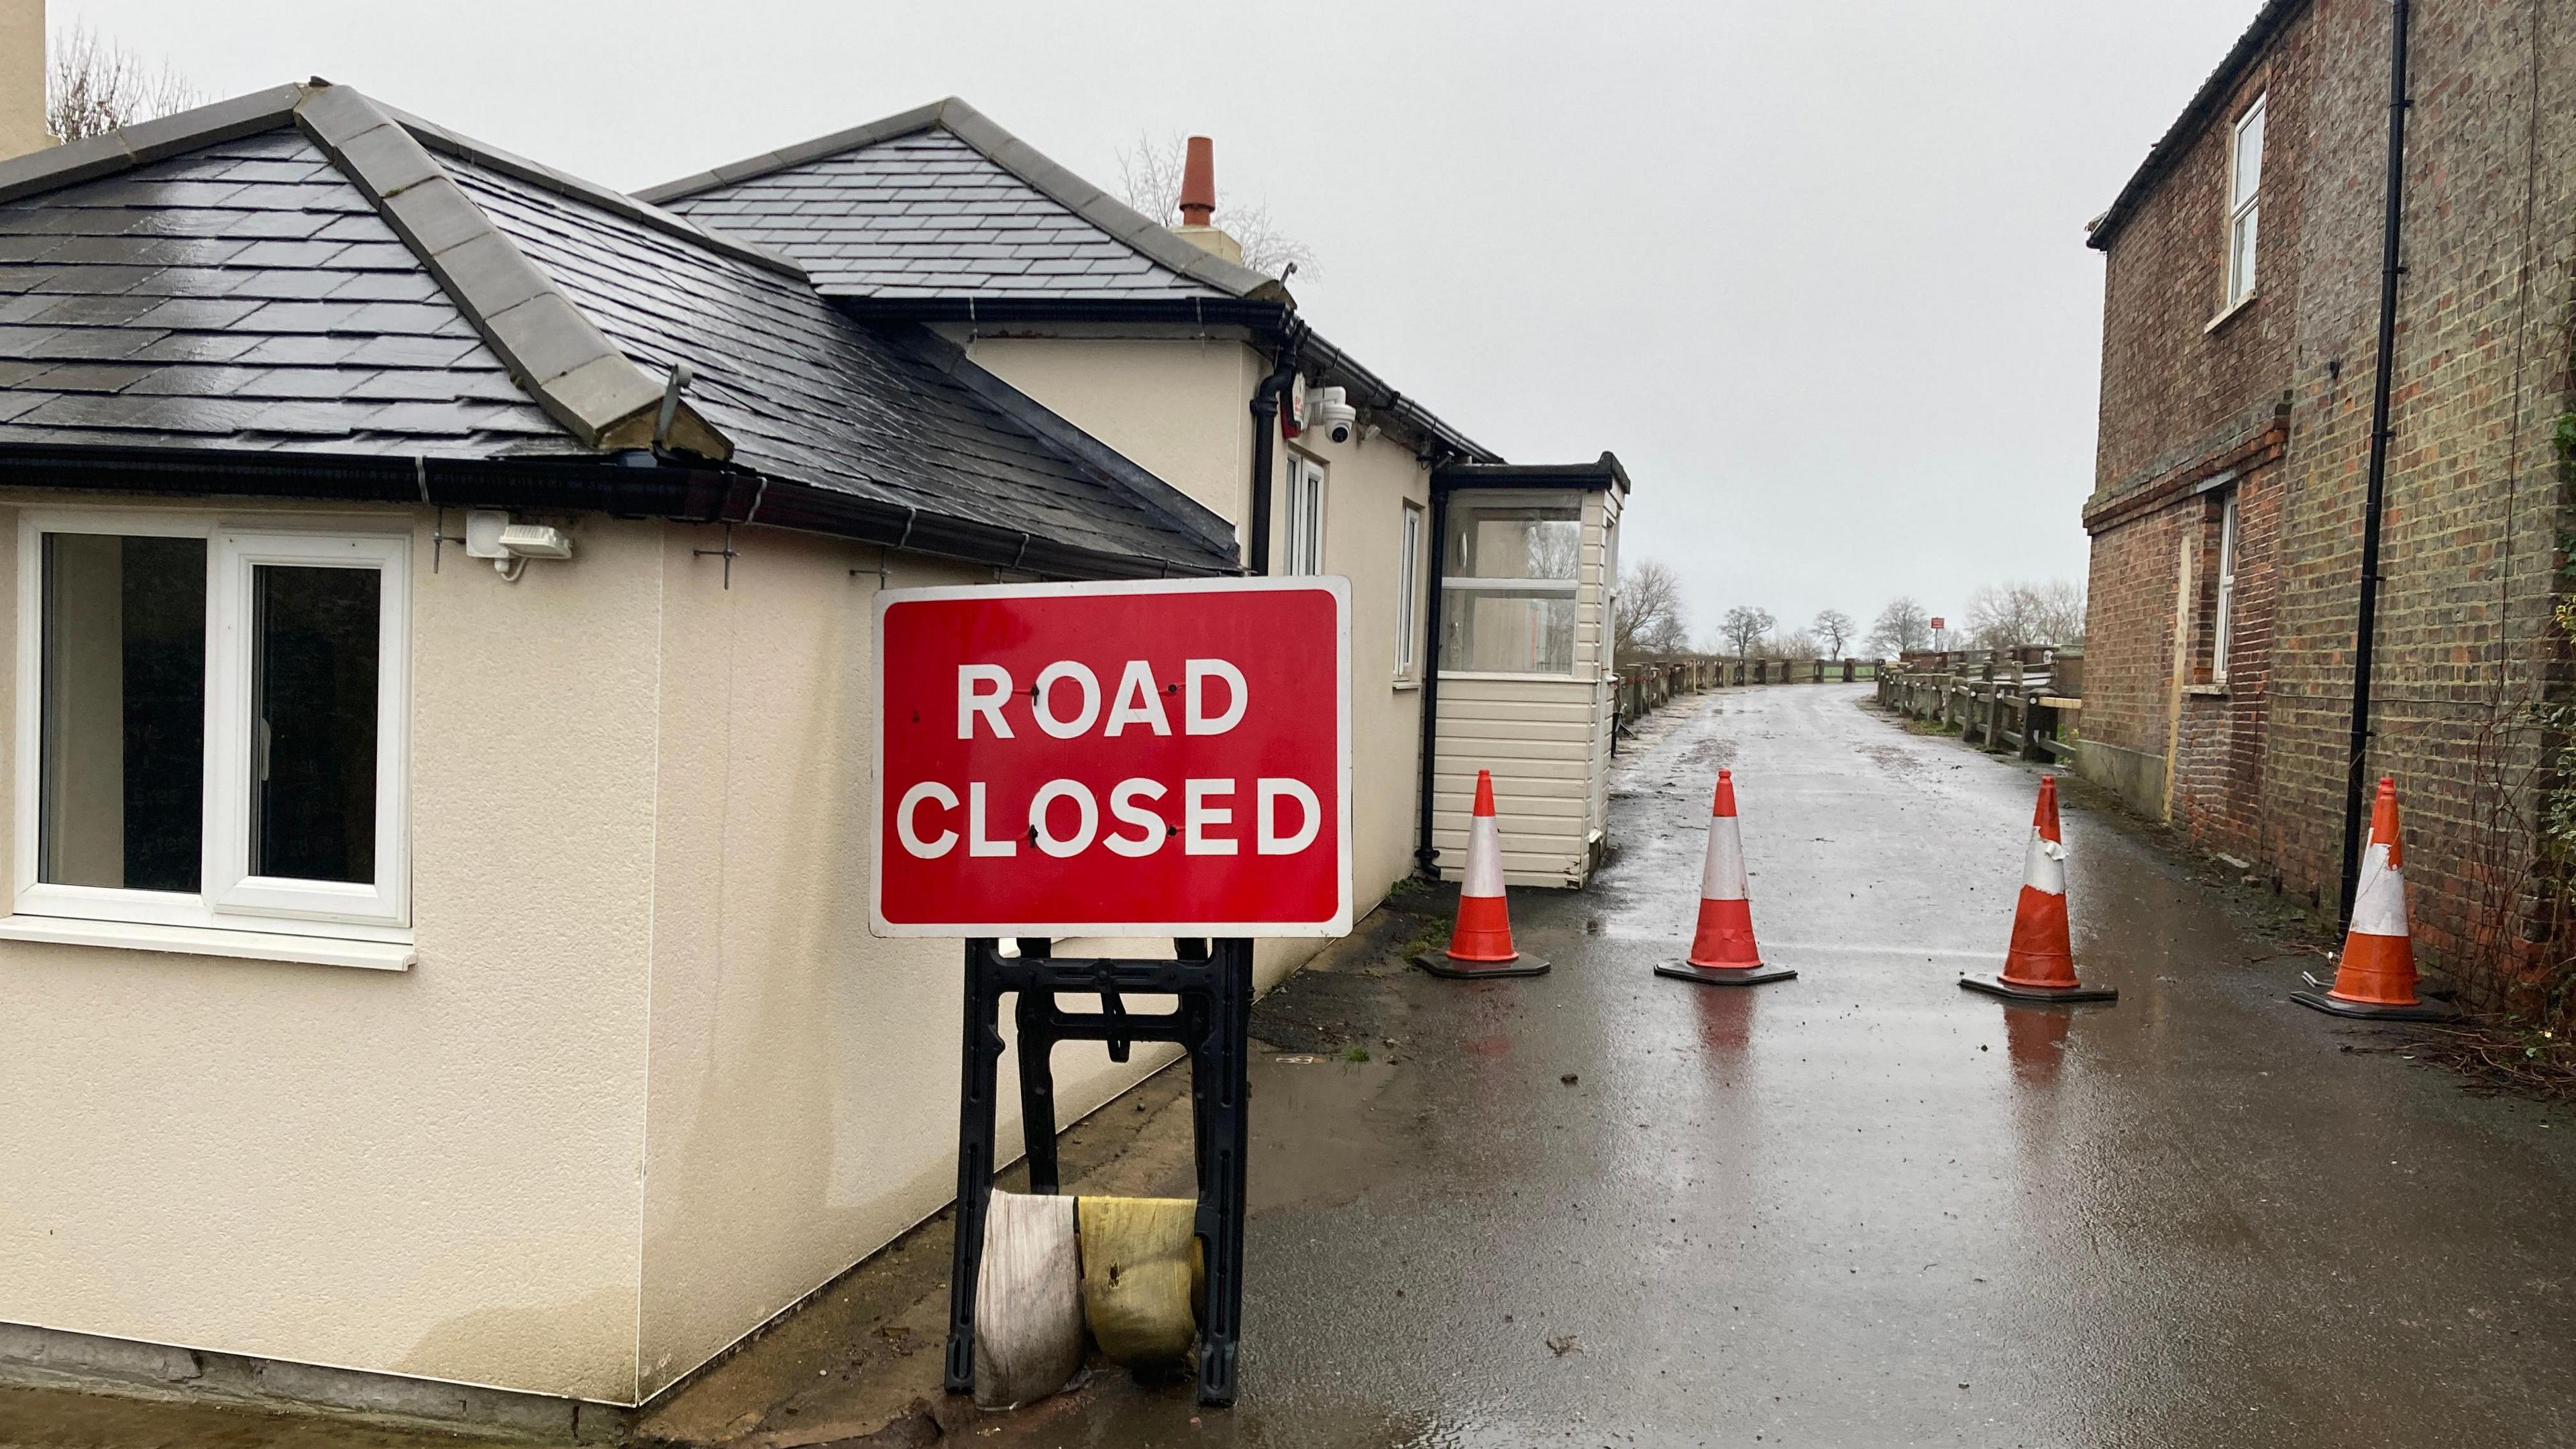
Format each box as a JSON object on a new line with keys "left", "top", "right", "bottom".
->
{"left": 871, "top": 578, "right": 1352, "bottom": 938}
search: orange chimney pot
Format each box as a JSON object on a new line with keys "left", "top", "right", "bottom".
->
{"left": 1179, "top": 136, "right": 1216, "bottom": 227}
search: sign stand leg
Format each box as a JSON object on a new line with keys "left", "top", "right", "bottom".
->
{"left": 1191, "top": 937, "right": 1252, "bottom": 1406}
{"left": 943, "top": 939, "right": 1006, "bottom": 1395}
{"left": 943, "top": 936, "right": 1257, "bottom": 1408}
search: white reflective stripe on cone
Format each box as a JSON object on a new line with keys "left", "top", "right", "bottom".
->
{"left": 1463, "top": 814, "right": 1506, "bottom": 898}
{"left": 1699, "top": 816, "right": 1749, "bottom": 901}
{"left": 2023, "top": 828, "right": 2068, "bottom": 896}
{"left": 2349, "top": 841, "right": 2409, "bottom": 938}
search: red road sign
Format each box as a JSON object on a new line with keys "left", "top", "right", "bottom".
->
{"left": 871, "top": 578, "right": 1352, "bottom": 938}
{"left": 1929, "top": 616, "right": 1946, "bottom": 631}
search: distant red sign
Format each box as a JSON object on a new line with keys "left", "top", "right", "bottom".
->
{"left": 871, "top": 578, "right": 1352, "bottom": 938}
{"left": 1929, "top": 616, "right": 1947, "bottom": 631}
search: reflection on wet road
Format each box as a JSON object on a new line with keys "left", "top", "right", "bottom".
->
{"left": 988, "top": 684, "right": 2576, "bottom": 1448}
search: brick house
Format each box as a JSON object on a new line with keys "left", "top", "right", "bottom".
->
{"left": 2079, "top": 0, "right": 2576, "bottom": 1002}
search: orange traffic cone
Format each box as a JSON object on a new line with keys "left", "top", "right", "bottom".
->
{"left": 1657, "top": 769, "right": 1794, "bottom": 986}
{"left": 1414, "top": 769, "right": 1549, "bottom": 979}
{"left": 2294, "top": 777, "right": 2459, "bottom": 1022}
{"left": 1961, "top": 775, "right": 2116, "bottom": 1004}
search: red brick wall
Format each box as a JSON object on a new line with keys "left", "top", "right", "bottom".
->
{"left": 2082, "top": 0, "right": 2576, "bottom": 1003}
{"left": 2091, "top": 13, "right": 2312, "bottom": 503}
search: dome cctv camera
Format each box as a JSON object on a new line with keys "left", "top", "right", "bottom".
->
{"left": 1311, "top": 386, "right": 1356, "bottom": 445}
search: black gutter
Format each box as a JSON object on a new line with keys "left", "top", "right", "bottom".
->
{"left": 2339, "top": 0, "right": 2412, "bottom": 924}
{"left": 1413, "top": 480, "right": 1452, "bottom": 879}
{"left": 1244, "top": 325, "right": 1306, "bottom": 576}
{"left": 0, "top": 445, "right": 1236, "bottom": 582}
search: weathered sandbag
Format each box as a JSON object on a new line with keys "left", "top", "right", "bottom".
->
{"left": 1075, "top": 1196, "right": 1203, "bottom": 1367}
{"left": 973, "top": 1191, "right": 1083, "bottom": 1409}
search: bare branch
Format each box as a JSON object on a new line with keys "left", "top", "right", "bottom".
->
{"left": 48, "top": 21, "right": 200, "bottom": 144}
{"left": 1112, "top": 128, "right": 1318, "bottom": 280}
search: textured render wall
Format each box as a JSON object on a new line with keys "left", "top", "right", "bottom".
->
{"left": 0, "top": 500, "right": 663, "bottom": 1403}
{"left": 952, "top": 335, "right": 1258, "bottom": 530}
{"left": 0, "top": 0, "right": 45, "bottom": 163}
{"left": 633, "top": 532, "right": 1120, "bottom": 1399}
{"left": 2259, "top": 0, "right": 2576, "bottom": 988}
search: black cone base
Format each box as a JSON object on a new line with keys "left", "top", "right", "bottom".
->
{"left": 1656, "top": 961, "right": 1796, "bottom": 986}
{"left": 2291, "top": 989, "right": 2459, "bottom": 1022}
{"left": 1960, "top": 973, "right": 2117, "bottom": 1004}
{"left": 1412, "top": 953, "right": 1549, "bottom": 979}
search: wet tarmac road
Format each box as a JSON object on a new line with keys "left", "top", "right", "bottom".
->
{"left": 991, "top": 684, "right": 2576, "bottom": 1448}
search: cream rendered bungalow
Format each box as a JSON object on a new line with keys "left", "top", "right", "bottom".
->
{"left": 643, "top": 101, "right": 1631, "bottom": 892}
{"left": 0, "top": 82, "right": 1635, "bottom": 1434}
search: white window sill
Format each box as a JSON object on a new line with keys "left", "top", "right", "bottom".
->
{"left": 1438, "top": 669, "right": 1582, "bottom": 683}
{"left": 2205, "top": 292, "right": 2257, "bottom": 333}
{"left": 0, "top": 915, "right": 415, "bottom": 971}
{"left": 2185, "top": 682, "right": 2229, "bottom": 698}
{"left": 1393, "top": 676, "right": 1421, "bottom": 692}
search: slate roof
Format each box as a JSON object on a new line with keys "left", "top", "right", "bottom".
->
{"left": 639, "top": 98, "right": 1502, "bottom": 464}
{"left": 0, "top": 84, "right": 1239, "bottom": 576}
{"left": 441, "top": 150, "right": 1236, "bottom": 560}
{"left": 640, "top": 98, "right": 1281, "bottom": 303}
{"left": 0, "top": 127, "right": 561, "bottom": 452}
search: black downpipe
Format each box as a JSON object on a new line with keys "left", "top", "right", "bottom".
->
{"left": 2339, "top": 0, "right": 2412, "bottom": 923}
{"left": 1413, "top": 484, "right": 1450, "bottom": 878}
{"left": 1244, "top": 326, "right": 1307, "bottom": 575}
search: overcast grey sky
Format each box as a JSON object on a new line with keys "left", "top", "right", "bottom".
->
{"left": 70, "top": 0, "right": 2255, "bottom": 645}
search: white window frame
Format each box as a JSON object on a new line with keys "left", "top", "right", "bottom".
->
{"left": 2211, "top": 488, "right": 2240, "bottom": 683}
{"left": 12, "top": 509, "right": 413, "bottom": 945}
{"left": 1281, "top": 454, "right": 1327, "bottom": 577}
{"left": 1395, "top": 500, "right": 1424, "bottom": 682}
{"left": 2224, "top": 94, "right": 2265, "bottom": 311}
{"left": 1438, "top": 488, "right": 1585, "bottom": 681}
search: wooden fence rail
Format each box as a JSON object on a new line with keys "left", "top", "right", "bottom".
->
{"left": 1872, "top": 646, "right": 2084, "bottom": 765}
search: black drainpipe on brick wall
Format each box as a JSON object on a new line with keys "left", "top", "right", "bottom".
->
{"left": 2339, "top": 0, "right": 2413, "bottom": 924}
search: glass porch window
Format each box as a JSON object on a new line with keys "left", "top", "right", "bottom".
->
{"left": 1439, "top": 495, "right": 1582, "bottom": 675}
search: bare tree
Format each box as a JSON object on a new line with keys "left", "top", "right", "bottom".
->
{"left": 1866, "top": 596, "right": 1932, "bottom": 656}
{"left": 1615, "top": 559, "right": 1690, "bottom": 659}
{"left": 1811, "top": 608, "right": 1856, "bottom": 659}
{"left": 48, "top": 21, "right": 199, "bottom": 144}
{"left": 1719, "top": 605, "right": 1775, "bottom": 660}
{"left": 1780, "top": 629, "right": 1819, "bottom": 661}
{"left": 1965, "top": 579, "right": 2086, "bottom": 651}
{"left": 1115, "top": 131, "right": 1318, "bottom": 280}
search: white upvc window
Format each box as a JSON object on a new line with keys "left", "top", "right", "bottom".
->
{"left": 1439, "top": 490, "right": 1582, "bottom": 678}
{"left": 2211, "top": 488, "right": 2241, "bottom": 682}
{"left": 13, "top": 511, "right": 412, "bottom": 950}
{"left": 1281, "top": 455, "right": 1326, "bottom": 577}
{"left": 2224, "top": 94, "right": 2265, "bottom": 310}
{"left": 1395, "top": 500, "right": 1424, "bottom": 681}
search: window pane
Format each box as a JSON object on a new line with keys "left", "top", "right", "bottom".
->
{"left": 40, "top": 534, "right": 206, "bottom": 891}
{"left": 251, "top": 564, "right": 379, "bottom": 884}
{"left": 2233, "top": 104, "right": 2265, "bottom": 207}
{"left": 1446, "top": 500, "right": 1579, "bottom": 581}
{"left": 1441, "top": 587, "right": 1576, "bottom": 674}
{"left": 2231, "top": 207, "right": 2259, "bottom": 301}
{"left": 1396, "top": 506, "right": 1421, "bottom": 672}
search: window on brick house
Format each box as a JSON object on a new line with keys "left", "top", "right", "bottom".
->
{"left": 2225, "top": 95, "right": 2265, "bottom": 309}
{"left": 2211, "top": 488, "right": 2241, "bottom": 682}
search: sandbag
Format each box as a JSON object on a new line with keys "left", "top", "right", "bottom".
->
{"left": 1075, "top": 1196, "right": 1203, "bottom": 1368}
{"left": 973, "top": 1191, "right": 1083, "bottom": 1409}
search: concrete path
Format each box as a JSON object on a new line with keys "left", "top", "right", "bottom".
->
{"left": 979, "top": 682, "right": 2576, "bottom": 1446}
